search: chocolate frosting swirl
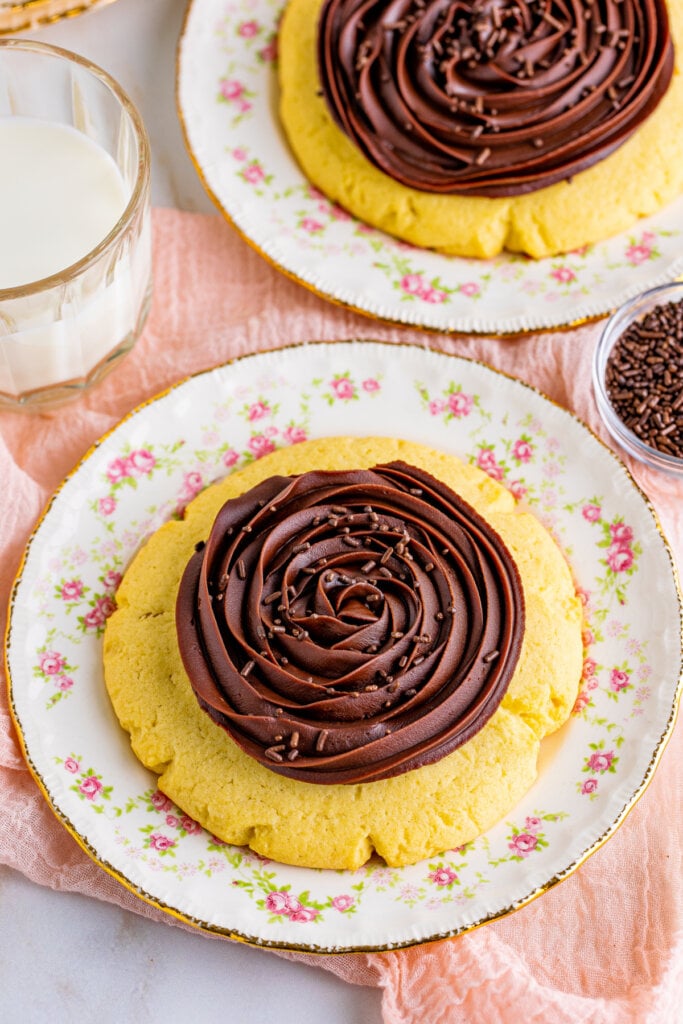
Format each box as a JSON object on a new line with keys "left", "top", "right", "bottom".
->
{"left": 317, "top": 0, "right": 674, "bottom": 196}
{"left": 176, "top": 463, "right": 524, "bottom": 784}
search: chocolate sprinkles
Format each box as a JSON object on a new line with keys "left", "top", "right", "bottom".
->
{"left": 604, "top": 298, "right": 683, "bottom": 459}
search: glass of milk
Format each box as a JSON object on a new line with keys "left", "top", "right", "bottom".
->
{"left": 0, "top": 39, "right": 152, "bottom": 409}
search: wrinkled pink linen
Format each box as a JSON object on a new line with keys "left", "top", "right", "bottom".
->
{"left": 1, "top": 208, "right": 681, "bottom": 1023}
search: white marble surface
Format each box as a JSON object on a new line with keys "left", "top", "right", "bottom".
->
{"left": 1, "top": 2, "right": 384, "bottom": 1020}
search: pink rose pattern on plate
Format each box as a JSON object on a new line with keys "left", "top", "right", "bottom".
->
{"left": 311, "top": 371, "right": 383, "bottom": 407}
{"left": 489, "top": 814, "right": 568, "bottom": 867}
{"left": 63, "top": 767, "right": 371, "bottom": 920}
{"left": 416, "top": 380, "right": 483, "bottom": 425}
{"left": 55, "top": 756, "right": 112, "bottom": 809}
{"left": 55, "top": 745, "right": 577, "bottom": 919}
{"left": 415, "top": 384, "right": 570, "bottom": 524}
{"left": 223, "top": 144, "right": 680, "bottom": 324}
{"left": 63, "top": 760, "right": 547, "bottom": 916}
{"left": 250, "top": 172, "right": 680, "bottom": 322}
{"left": 198, "top": 0, "right": 683, "bottom": 332}
{"left": 22, "top": 347, "right": 673, "bottom": 938}
{"left": 34, "top": 635, "right": 78, "bottom": 709}
{"left": 373, "top": 254, "right": 485, "bottom": 307}
{"left": 566, "top": 499, "right": 642, "bottom": 605}
{"left": 214, "top": 3, "right": 278, "bottom": 129}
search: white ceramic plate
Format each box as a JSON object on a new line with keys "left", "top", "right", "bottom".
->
{"left": 0, "top": 0, "right": 117, "bottom": 34}
{"left": 177, "top": 0, "right": 683, "bottom": 335}
{"left": 7, "top": 341, "right": 682, "bottom": 951}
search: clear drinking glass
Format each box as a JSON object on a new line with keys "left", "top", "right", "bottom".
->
{"left": 0, "top": 38, "right": 152, "bottom": 409}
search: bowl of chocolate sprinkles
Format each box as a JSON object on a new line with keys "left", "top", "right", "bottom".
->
{"left": 593, "top": 283, "right": 683, "bottom": 477}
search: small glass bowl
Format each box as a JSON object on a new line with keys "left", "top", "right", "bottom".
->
{"left": 592, "top": 282, "right": 683, "bottom": 478}
{"left": 0, "top": 38, "right": 152, "bottom": 410}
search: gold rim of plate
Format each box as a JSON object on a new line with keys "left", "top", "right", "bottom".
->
{"left": 5, "top": 339, "right": 683, "bottom": 954}
{"left": 0, "top": 0, "right": 117, "bottom": 34}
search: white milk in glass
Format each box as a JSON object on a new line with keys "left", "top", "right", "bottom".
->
{"left": 0, "top": 118, "right": 128, "bottom": 289}
{"left": 0, "top": 116, "right": 151, "bottom": 400}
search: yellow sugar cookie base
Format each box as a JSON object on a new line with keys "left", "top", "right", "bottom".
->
{"left": 278, "top": 0, "right": 683, "bottom": 259}
{"left": 103, "top": 437, "right": 583, "bottom": 869}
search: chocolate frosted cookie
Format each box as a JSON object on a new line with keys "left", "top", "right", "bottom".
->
{"left": 177, "top": 462, "right": 524, "bottom": 783}
{"left": 278, "top": 0, "right": 683, "bottom": 257}
{"left": 104, "top": 437, "right": 582, "bottom": 869}
{"left": 318, "top": 0, "right": 673, "bottom": 197}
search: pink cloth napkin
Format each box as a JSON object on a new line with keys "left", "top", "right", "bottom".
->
{"left": 1, "top": 208, "right": 682, "bottom": 1023}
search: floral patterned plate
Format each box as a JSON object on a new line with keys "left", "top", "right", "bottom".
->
{"left": 177, "top": 0, "right": 683, "bottom": 335}
{"left": 7, "top": 341, "right": 682, "bottom": 952}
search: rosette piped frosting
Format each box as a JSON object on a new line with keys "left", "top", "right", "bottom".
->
{"left": 176, "top": 462, "right": 524, "bottom": 784}
{"left": 317, "top": 0, "right": 674, "bottom": 196}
